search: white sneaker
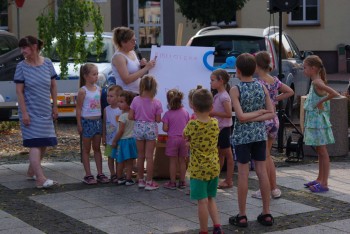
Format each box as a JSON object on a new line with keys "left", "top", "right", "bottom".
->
{"left": 271, "top": 188, "right": 282, "bottom": 199}
{"left": 251, "top": 189, "right": 262, "bottom": 199}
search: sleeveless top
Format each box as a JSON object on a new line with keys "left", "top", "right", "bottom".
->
{"left": 233, "top": 80, "right": 267, "bottom": 145}
{"left": 105, "top": 105, "right": 122, "bottom": 145}
{"left": 258, "top": 76, "right": 282, "bottom": 104}
{"left": 112, "top": 51, "right": 140, "bottom": 94}
{"left": 303, "top": 83, "right": 334, "bottom": 145}
{"left": 81, "top": 85, "right": 101, "bottom": 117}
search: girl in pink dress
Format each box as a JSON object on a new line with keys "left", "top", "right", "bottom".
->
{"left": 162, "top": 89, "right": 190, "bottom": 189}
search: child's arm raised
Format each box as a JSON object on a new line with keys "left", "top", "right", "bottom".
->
{"left": 313, "top": 79, "right": 339, "bottom": 110}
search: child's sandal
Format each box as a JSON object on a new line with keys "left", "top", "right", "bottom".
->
{"left": 257, "top": 213, "right": 274, "bottom": 226}
{"left": 229, "top": 214, "right": 248, "bottom": 227}
{"left": 110, "top": 174, "right": 118, "bottom": 183}
{"left": 83, "top": 175, "right": 97, "bottom": 185}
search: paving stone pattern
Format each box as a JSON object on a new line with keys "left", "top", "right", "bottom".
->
{"left": 1, "top": 161, "right": 350, "bottom": 233}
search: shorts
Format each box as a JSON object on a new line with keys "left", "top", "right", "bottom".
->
{"left": 117, "top": 137, "right": 138, "bottom": 163}
{"left": 265, "top": 115, "right": 279, "bottom": 139}
{"left": 234, "top": 141, "right": 266, "bottom": 164}
{"left": 165, "top": 135, "right": 188, "bottom": 157}
{"left": 104, "top": 144, "right": 114, "bottom": 157}
{"left": 133, "top": 121, "right": 158, "bottom": 141}
{"left": 81, "top": 118, "right": 102, "bottom": 138}
{"left": 218, "top": 127, "right": 231, "bottom": 149}
{"left": 190, "top": 177, "right": 219, "bottom": 200}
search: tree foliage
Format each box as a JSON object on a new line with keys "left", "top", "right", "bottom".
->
{"left": 37, "top": 0, "right": 103, "bottom": 79}
{"left": 175, "top": 0, "right": 249, "bottom": 27}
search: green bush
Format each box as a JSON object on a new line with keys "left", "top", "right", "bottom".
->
{"left": 0, "top": 121, "right": 19, "bottom": 133}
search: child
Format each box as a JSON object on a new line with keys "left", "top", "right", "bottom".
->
{"left": 229, "top": 53, "right": 275, "bottom": 227}
{"left": 102, "top": 85, "right": 123, "bottom": 183}
{"left": 76, "top": 63, "right": 109, "bottom": 185}
{"left": 112, "top": 91, "right": 138, "bottom": 185}
{"left": 303, "top": 55, "right": 338, "bottom": 193}
{"left": 162, "top": 89, "right": 190, "bottom": 189}
{"left": 210, "top": 69, "right": 234, "bottom": 189}
{"left": 183, "top": 88, "right": 223, "bottom": 234}
{"left": 129, "top": 75, "right": 163, "bottom": 191}
{"left": 188, "top": 85, "right": 202, "bottom": 120}
{"left": 252, "top": 51, "right": 294, "bottom": 199}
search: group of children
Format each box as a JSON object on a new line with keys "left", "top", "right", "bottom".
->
{"left": 75, "top": 52, "right": 338, "bottom": 233}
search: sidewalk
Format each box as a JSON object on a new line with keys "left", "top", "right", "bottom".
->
{"left": 1, "top": 157, "right": 350, "bottom": 234}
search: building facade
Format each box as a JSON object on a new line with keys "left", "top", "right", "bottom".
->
{"left": 2, "top": 0, "right": 350, "bottom": 73}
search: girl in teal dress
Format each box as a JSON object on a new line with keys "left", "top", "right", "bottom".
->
{"left": 303, "top": 55, "right": 339, "bottom": 193}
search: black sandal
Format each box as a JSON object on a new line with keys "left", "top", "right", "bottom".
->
{"left": 229, "top": 214, "right": 248, "bottom": 227}
{"left": 257, "top": 213, "right": 274, "bottom": 226}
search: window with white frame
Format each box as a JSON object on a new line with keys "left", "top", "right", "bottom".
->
{"left": 128, "top": 0, "right": 163, "bottom": 51}
{"left": 289, "top": 0, "right": 320, "bottom": 25}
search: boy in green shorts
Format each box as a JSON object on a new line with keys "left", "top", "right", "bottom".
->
{"left": 184, "top": 88, "right": 223, "bottom": 234}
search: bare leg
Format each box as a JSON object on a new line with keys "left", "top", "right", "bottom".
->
{"left": 136, "top": 140, "right": 145, "bottom": 180}
{"left": 117, "top": 161, "right": 125, "bottom": 179}
{"left": 125, "top": 159, "right": 133, "bottom": 180}
{"left": 255, "top": 160, "right": 271, "bottom": 216}
{"left": 266, "top": 137, "right": 277, "bottom": 190}
{"left": 179, "top": 156, "right": 187, "bottom": 182}
{"left": 208, "top": 197, "right": 220, "bottom": 226}
{"left": 237, "top": 162, "right": 249, "bottom": 216}
{"left": 108, "top": 157, "right": 116, "bottom": 177}
{"left": 219, "top": 147, "right": 234, "bottom": 185}
{"left": 145, "top": 140, "right": 156, "bottom": 181}
{"left": 198, "top": 198, "right": 209, "bottom": 232}
{"left": 81, "top": 137, "right": 92, "bottom": 176}
{"left": 29, "top": 147, "right": 47, "bottom": 186}
{"left": 316, "top": 145, "right": 330, "bottom": 187}
{"left": 169, "top": 157, "right": 177, "bottom": 183}
{"left": 92, "top": 134, "right": 103, "bottom": 174}
{"left": 27, "top": 147, "right": 46, "bottom": 177}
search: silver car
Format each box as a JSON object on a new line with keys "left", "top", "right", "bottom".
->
{"left": 187, "top": 26, "right": 312, "bottom": 116}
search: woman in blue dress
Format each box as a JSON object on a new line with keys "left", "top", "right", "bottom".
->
{"left": 14, "top": 36, "right": 58, "bottom": 189}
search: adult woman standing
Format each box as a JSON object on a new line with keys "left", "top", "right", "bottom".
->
{"left": 14, "top": 36, "right": 58, "bottom": 189}
{"left": 111, "top": 27, "right": 156, "bottom": 94}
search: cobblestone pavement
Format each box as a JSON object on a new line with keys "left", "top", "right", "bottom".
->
{"left": 1, "top": 156, "right": 350, "bottom": 234}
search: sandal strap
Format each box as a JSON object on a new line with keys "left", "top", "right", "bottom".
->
{"left": 258, "top": 213, "right": 274, "bottom": 225}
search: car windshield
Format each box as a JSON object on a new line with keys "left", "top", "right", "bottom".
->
{"left": 191, "top": 35, "right": 266, "bottom": 66}
{"left": 43, "top": 36, "right": 114, "bottom": 63}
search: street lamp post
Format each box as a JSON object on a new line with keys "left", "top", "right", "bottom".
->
{"left": 15, "top": 0, "right": 25, "bottom": 38}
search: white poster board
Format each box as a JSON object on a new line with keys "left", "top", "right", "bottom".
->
{"left": 149, "top": 45, "right": 214, "bottom": 133}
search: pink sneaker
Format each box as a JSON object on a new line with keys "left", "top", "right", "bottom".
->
{"left": 163, "top": 181, "right": 177, "bottom": 190}
{"left": 138, "top": 179, "right": 146, "bottom": 188}
{"left": 145, "top": 180, "right": 159, "bottom": 191}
